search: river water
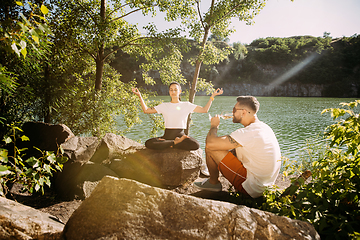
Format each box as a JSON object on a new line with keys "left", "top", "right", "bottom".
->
{"left": 119, "top": 96, "right": 357, "bottom": 161}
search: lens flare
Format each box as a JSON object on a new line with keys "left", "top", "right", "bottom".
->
{"left": 269, "top": 53, "right": 318, "bottom": 88}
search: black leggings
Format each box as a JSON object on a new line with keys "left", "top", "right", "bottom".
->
{"left": 145, "top": 129, "right": 200, "bottom": 151}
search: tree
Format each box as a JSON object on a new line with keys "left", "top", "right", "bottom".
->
{"left": 0, "top": 0, "right": 52, "bottom": 135}
{"left": 0, "top": 2, "right": 68, "bottom": 197}
{"left": 183, "top": 0, "right": 267, "bottom": 134}
{"left": 232, "top": 41, "right": 247, "bottom": 60}
{"left": 45, "top": 0, "right": 197, "bottom": 136}
{"left": 51, "top": 0, "right": 196, "bottom": 91}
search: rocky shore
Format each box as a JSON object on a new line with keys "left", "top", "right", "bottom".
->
{"left": 6, "top": 171, "right": 293, "bottom": 225}
{"left": 1, "top": 122, "right": 318, "bottom": 239}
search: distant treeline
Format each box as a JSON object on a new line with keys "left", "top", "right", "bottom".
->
{"left": 111, "top": 34, "right": 360, "bottom": 97}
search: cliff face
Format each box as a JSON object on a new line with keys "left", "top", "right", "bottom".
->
{"left": 141, "top": 54, "right": 358, "bottom": 97}
{"left": 219, "top": 82, "right": 325, "bottom": 97}
{"left": 113, "top": 36, "right": 360, "bottom": 98}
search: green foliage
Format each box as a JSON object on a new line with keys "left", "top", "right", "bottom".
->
{"left": 0, "top": 123, "right": 67, "bottom": 196}
{"left": 0, "top": 65, "right": 18, "bottom": 95}
{"left": 258, "top": 100, "right": 360, "bottom": 239}
{"left": 237, "top": 34, "right": 360, "bottom": 92}
{"left": 248, "top": 36, "right": 332, "bottom": 66}
{"left": 199, "top": 41, "right": 232, "bottom": 66}
{"left": 322, "top": 100, "right": 360, "bottom": 155}
{"left": 0, "top": 1, "right": 54, "bottom": 140}
{"left": 51, "top": 0, "right": 193, "bottom": 88}
{"left": 182, "top": 0, "right": 267, "bottom": 132}
{"left": 1, "top": 1, "right": 52, "bottom": 58}
{"left": 232, "top": 42, "right": 248, "bottom": 60}
{"left": 139, "top": 39, "right": 189, "bottom": 86}
{"left": 183, "top": 0, "right": 266, "bottom": 78}
{"left": 50, "top": 65, "right": 142, "bottom": 137}
{"left": 110, "top": 34, "right": 360, "bottom": 98}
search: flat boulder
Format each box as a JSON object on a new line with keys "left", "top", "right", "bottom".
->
{"left": 54, "top": 133, "right": 201, "bottom": 199}
{"left": 90, "top": 133, "right": 143, "bottom": 164}
{"left": 109, "top": 147, "right": 202, "bottom": 187}
{"left": 0, "top": 197, "right": 64, "bottom": 240}
{"left": 63, "top": 176, "right": 320, "bottom": 240}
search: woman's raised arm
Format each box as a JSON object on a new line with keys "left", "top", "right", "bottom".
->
{"left": 132, "top": 88, "right": 157, "bottom": 114}
{"left": 194, "top": 88, "right": 223, "bottom": 113}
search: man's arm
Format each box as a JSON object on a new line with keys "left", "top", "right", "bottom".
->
{"left": 206, "top": 116, "right": 242, "bottom": 151}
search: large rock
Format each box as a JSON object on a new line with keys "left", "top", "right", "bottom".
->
{"left": 63, "top": 176, "right": 320, "bottom": 240}
{"left": 90, "top": 133, "right": 143, "bottom": 164}
{"left": 55, "top": 133, "right": 202, "bottom": 199}
{"left": 54, "top": 161, "right": 119, "bottom": 200}
{"left": 0, "top": 197, "right": 64, "bottom": 240}
{"left": 54, "top": 133, "right": 138, "bottom": 200}
{"left": 60, "top": 136, "right": 99, "bottom": 164}
{"left": 110, "top": 147, "right": 202, "bottom": 187}
{"left": 19, "top": 122, "right": 74, "bottom": 158}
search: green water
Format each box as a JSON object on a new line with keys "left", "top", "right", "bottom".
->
{"left": 119, "top": 96, "right": 357, "bottom": 160}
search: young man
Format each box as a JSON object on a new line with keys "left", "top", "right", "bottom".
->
{"left": 194, "top": 96, "right": 281, "bottom": 198}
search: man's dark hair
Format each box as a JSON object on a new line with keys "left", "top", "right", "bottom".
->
{"left": 236, "top": 96, "right": 260, "bottom": 113}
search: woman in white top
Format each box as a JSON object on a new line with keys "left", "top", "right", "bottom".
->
{"left": 132, "top": 82, "right": 223, "bottom": 151}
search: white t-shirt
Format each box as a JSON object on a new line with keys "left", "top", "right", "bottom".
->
{"left": 230, "top": 118, "right": 281, "bottom": 198}
{"left": 154, "top": 102, "right": 197, "bottom": 129}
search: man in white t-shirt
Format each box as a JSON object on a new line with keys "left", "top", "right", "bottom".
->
{"left": 194, "top": 96, "right": 281, "bottom": 198}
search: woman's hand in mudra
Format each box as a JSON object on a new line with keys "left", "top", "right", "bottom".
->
{"left": 213, "top": 88, "right": 223, "bottom": 96}
{"left": 131, "top": 87, "right": 141, "bottom": 97}
{"left": 174, "top": 135, "right": 189, "bottom": 145}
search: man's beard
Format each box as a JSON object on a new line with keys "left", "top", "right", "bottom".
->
{"left": 233, "top": 115, "right": 242, "bottom": 123}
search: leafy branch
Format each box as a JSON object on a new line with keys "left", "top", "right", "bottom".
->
{"left": 0, "top": 123, "right": 68, "bottom": 196}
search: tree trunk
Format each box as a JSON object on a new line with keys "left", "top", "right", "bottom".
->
{"left": 95, "top": 45, "right": 104, "bottom": 91}
{"left": 43, "top": 63, "right": 51, "bottom": 123}
{"left": 189, "top": 60, "right": 202, "bottom": 103}
{"left": 95, "top": 0, "right": 106, "bottom": 91}
{"left": 185, "top": 27, "right": 211, "bottom": 135}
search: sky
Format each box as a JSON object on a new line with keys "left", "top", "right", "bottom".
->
{"left": 125, "top": 0, "right": 360, "bottom": 44}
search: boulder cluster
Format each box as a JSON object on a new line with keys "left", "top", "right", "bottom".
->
{"left": 0, "top": 122, "right": 320, "bottom": 239}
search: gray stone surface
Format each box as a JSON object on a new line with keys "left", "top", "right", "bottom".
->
{"left": 90, "top": 133, "right": 143, "bottom": 164}
{"left": 0, "top": 197, "right": 64, "bottom": 240}
{"left": 55, "top": 133, "right": 202, "bottom": 199}
{"left": 110, "top": 147, "right": 202, "bottom": 187}
{"left": 54, "top": 161, "right": 119, "bottom": 200}
{"left": 61, "top": 136, "right": 99, "bottom": 164}
{"left": 63, "top": 176, "right": 320, "bottom": 240}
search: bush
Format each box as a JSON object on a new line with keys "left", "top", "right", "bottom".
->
{"left": 0, "top": 122, "right": 67, "bottom": 196}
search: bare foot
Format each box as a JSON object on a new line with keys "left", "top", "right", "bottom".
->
{"left": 174, "top": 135, "right": 189, "bottom": 145}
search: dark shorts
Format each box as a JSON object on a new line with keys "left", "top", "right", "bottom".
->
{"left": 218, "top": 152, "right": 248, "bottom": 195}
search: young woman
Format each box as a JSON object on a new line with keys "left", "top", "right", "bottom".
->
{"left": 132, "top": 82, "right": 223, "bottom": 151}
